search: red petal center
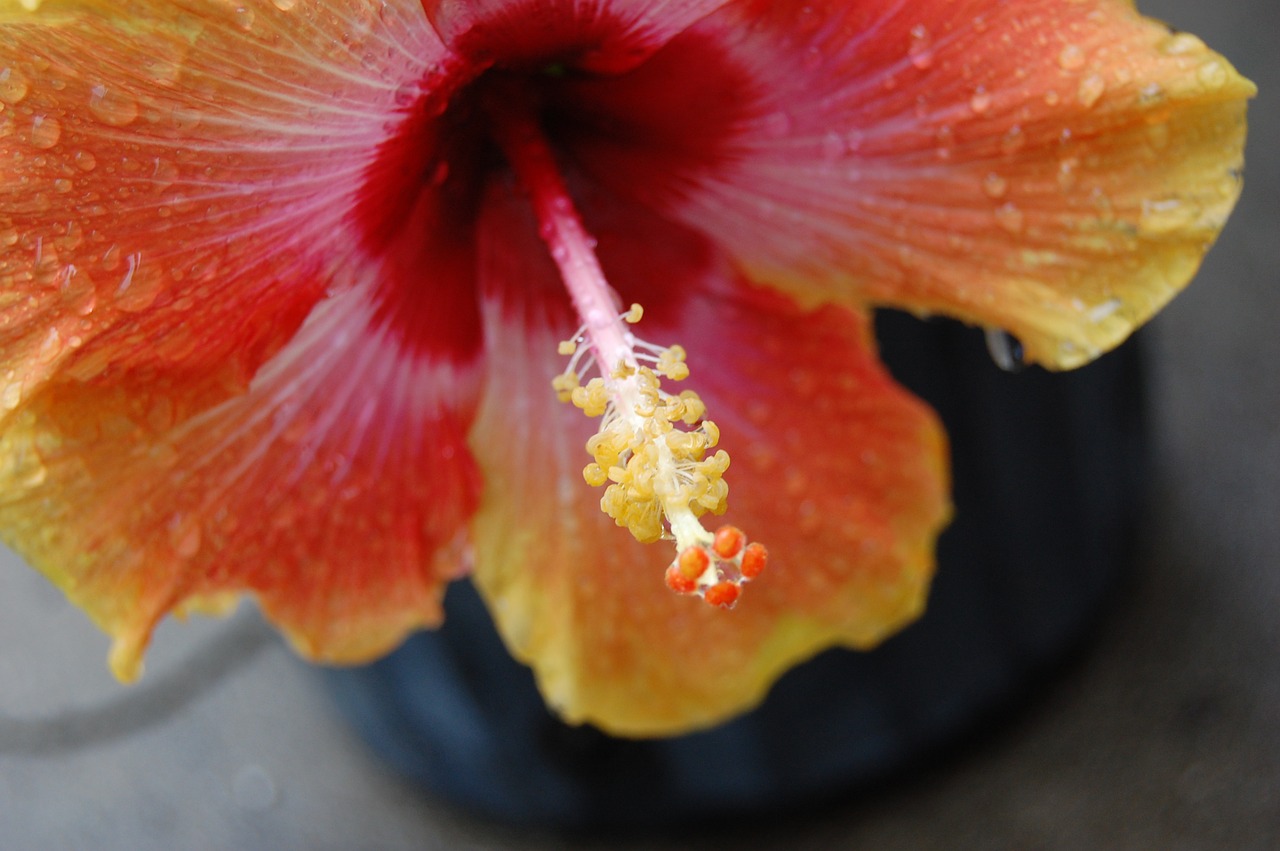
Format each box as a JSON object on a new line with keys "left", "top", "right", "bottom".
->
{"left": 351, "top": 17, "right": 753, "bottom": 356}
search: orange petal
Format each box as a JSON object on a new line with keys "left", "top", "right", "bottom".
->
{"left": 647, "top": 0, "right": 1254, "bottom": 368}
{"left": 467, "top": 187, "right": 949, "bottom": 736}
{"left": 0, "top": 0, "right": 447, "bottom": 409}
{"left": 0, "top": 284, "right": 482, "bottom": 680}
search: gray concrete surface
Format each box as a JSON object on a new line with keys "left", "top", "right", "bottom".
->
{"left": 1, "top": 0, "right": 1276, "bottom": 847}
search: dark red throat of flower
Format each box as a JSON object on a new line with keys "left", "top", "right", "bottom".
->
{"left": 481, "top": 80, "right": 766, "bottom": 608}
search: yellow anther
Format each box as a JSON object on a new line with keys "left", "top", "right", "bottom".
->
{"left": 558, "top": 339, "right": 578, "bottom": 356}
{"left": 624, "top": 303, "right": 644, "bottom": 324}
{"left": 551, "top": 370, "right": 579, "bottom": 402}
{"left": 549, "top": 303, "right": 764, "bottom": 604}
{"left": 702, "top": 420, "right": 720, "bottom": 447}
{"left": 656, "top": 345, "right": 689, "bottom": 380}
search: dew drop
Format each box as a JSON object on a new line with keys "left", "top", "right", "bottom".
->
{"left": 1134, "top": 87, "right": 1165, "bottom": 112}
{"left": 1196, "top": 60, "right": 1228, "bottom": 90}
{"left": 934, "top": 124, "right": 955, "bottom": 160}
{"left": 168, "top": 513, "right": 202, "bottom": 558}
{"left": 1057, "top": 44, "right": 1086, "bottom": 70}
{"left": 1077, "top": 74, "right": 1106, "bottom": 108}
{"left": 88, "top": 84, "right": 139, "bottom": 127}
{"left": 74, "top": 149, "right": 97, "bottom": 171}
{"left": 1139, "top": 197, "right": 1199, "bottom": 236}
{"left": 20, "top": 464, "right": 47, "bottom": 488}
{"left": 1159, "top": 32, "right": 1207, "bottom": 57}
{"left": 36, "top": 327, "right": 62, "bottom": 364}
{"left": 982, "top": 172, "right": 1008, "bottom": 199}
{"left": 1087, "top": 298, "right": 1124, "bottom": 323}
{"left": 232, "top": 5, "right": 255, "bottom": 29}
{"left": 1057, "top": 157, "right": 1079, "bottom": 190}
{"left": 1043, "top": 90, "right": 1061, "bottom": 106}
{"left": 969, "top": 88, "right": 992, "bottom": 115}
{"left": 1, "top": 382, "right": 22, "bottom": 411}
{"left": 272, "top": 0, "right": 299, "bottom": 9}
{"left": 53, "top": 178, "right": 73, "bottom": 193}
{"left": 984, "top": 328, "right": 1026, "bottom": 372}
{"left": 393, "top": 82, "right": 421, "bottom": 108}
{"left": 1000, "top": 125, "right": 1026, "bottom": 155}
{"left": 908, "top": 24, "right": 934, "bottom": 70}
{"left": 0, "top": 67, "right": 29, "bottom": 105}
{"left": 994, "top": 202, "right": 1024, "bottom": 233}
{"left": 29, "top": 115, "right": 61, "bottom": 150}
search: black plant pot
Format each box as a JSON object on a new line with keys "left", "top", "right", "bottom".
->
{"left": 323, "top": 310, "right": 1147, "bottom": 830}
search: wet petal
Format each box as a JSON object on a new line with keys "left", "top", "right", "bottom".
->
{"left": 467, "top": 186, "right": 949, "bottom": 735}
{"left": 0, "top": 283, "right": 482, "bottom": 680}
{"left": 657, "top": 0, "right": 1253, "bottom": 368}
{"left": 0, "top": 0, "right": 447, "bottom": 410}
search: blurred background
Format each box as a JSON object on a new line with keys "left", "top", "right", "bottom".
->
{"left": 0, "top": 0, "right": 1276, "bottom": 847}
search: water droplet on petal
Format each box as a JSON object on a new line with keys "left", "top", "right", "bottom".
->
{"left": 1139, "top": 197, "right": 1200, "bottom": 236}
{"left": 982, "top": 172, "right": 1008, "bottom": 198}
{"left": 1057, "top": 157, "right": 1080, "bottom": 190}
{"left": 1057, "top": 44, "right": 1086, "bottom": 70}
{"left": 168, "top": 513, "right": 202, "bottom": 558}
{"left": 36, "top": 327, "right": 62, "bottom": 364}
{"left": 1077, "top": 74, "right": 1106, "bottom": 108}
{"left": 908, "top": 24, "right": 934, "bottom": 70}
{"left": 969, "top": 88, "right": 992, "bottom": 115}
{"left": 89, "top": 84, "right": 138, "bottom": 127}
{"left": 984, "top": 328, "right": 1026, "bottom": 372}
{"left": 0, "top": 67, "right": 29, "bottom": 105}
{"left": 994, "top": 202, "right": 1024, "bottom": 233}
{"left": 29, "top": 115, "right": 61, "bottom": 149}
{"left": 1000, "top": 125, "right": 1025, "bottom": 155}
{"left": 1196, "top": 60, "right": 1228, "bottom": 90}
{"left": 1087, "top": 298, "right": 1124, "bottom": 323}
{"left": 1, "top": 382, "right": 22, "bottom": 411}
{"left": 232, "top": 6, "right": 255, "bottom": 29}
{"left": 21, "top": 464, "right": 47, "bottom": 488}
{"left": 272, "top": 0, "right": 298, "bottom": 9}
{"left": 1160, "top": 32, "right": 1207, "bottom": 57}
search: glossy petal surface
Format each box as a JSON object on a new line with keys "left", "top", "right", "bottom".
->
{"left": 468, "top": 186, "right": 949, "bottom": 735}
{"left": 631, "top": 0, "right": 1254, "bottom": 367}
{"left": 0, "top": 0, "right": 446, "bottom": 405}
{"left": 0, "top": 1, "right": 486, "bottom": 677}
{"left": 0, "top": 284, "right": 482, "bottom": 679}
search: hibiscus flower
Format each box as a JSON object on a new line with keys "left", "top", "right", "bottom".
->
{"left": 0, "top": 0, "right": 1251, "bottom": 735}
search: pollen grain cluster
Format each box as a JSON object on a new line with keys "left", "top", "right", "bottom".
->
{"left": 552, "top": 309, "right": 767, "bottom": 607}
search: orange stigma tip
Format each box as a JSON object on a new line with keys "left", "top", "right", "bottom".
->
{"left": 665, "top": 564, "right": 698, "bottom": 594}
{"left": 704, "top": 581, "right": 741, "bottom": 608}
{"left": 711, "top": 525, "right": 746, "bottom": 560}
{"left": 676, "top": 545, "right": 710, "bottom": 580}
{"left": 740, "top": 542, "right": 768, "bottom": 579}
